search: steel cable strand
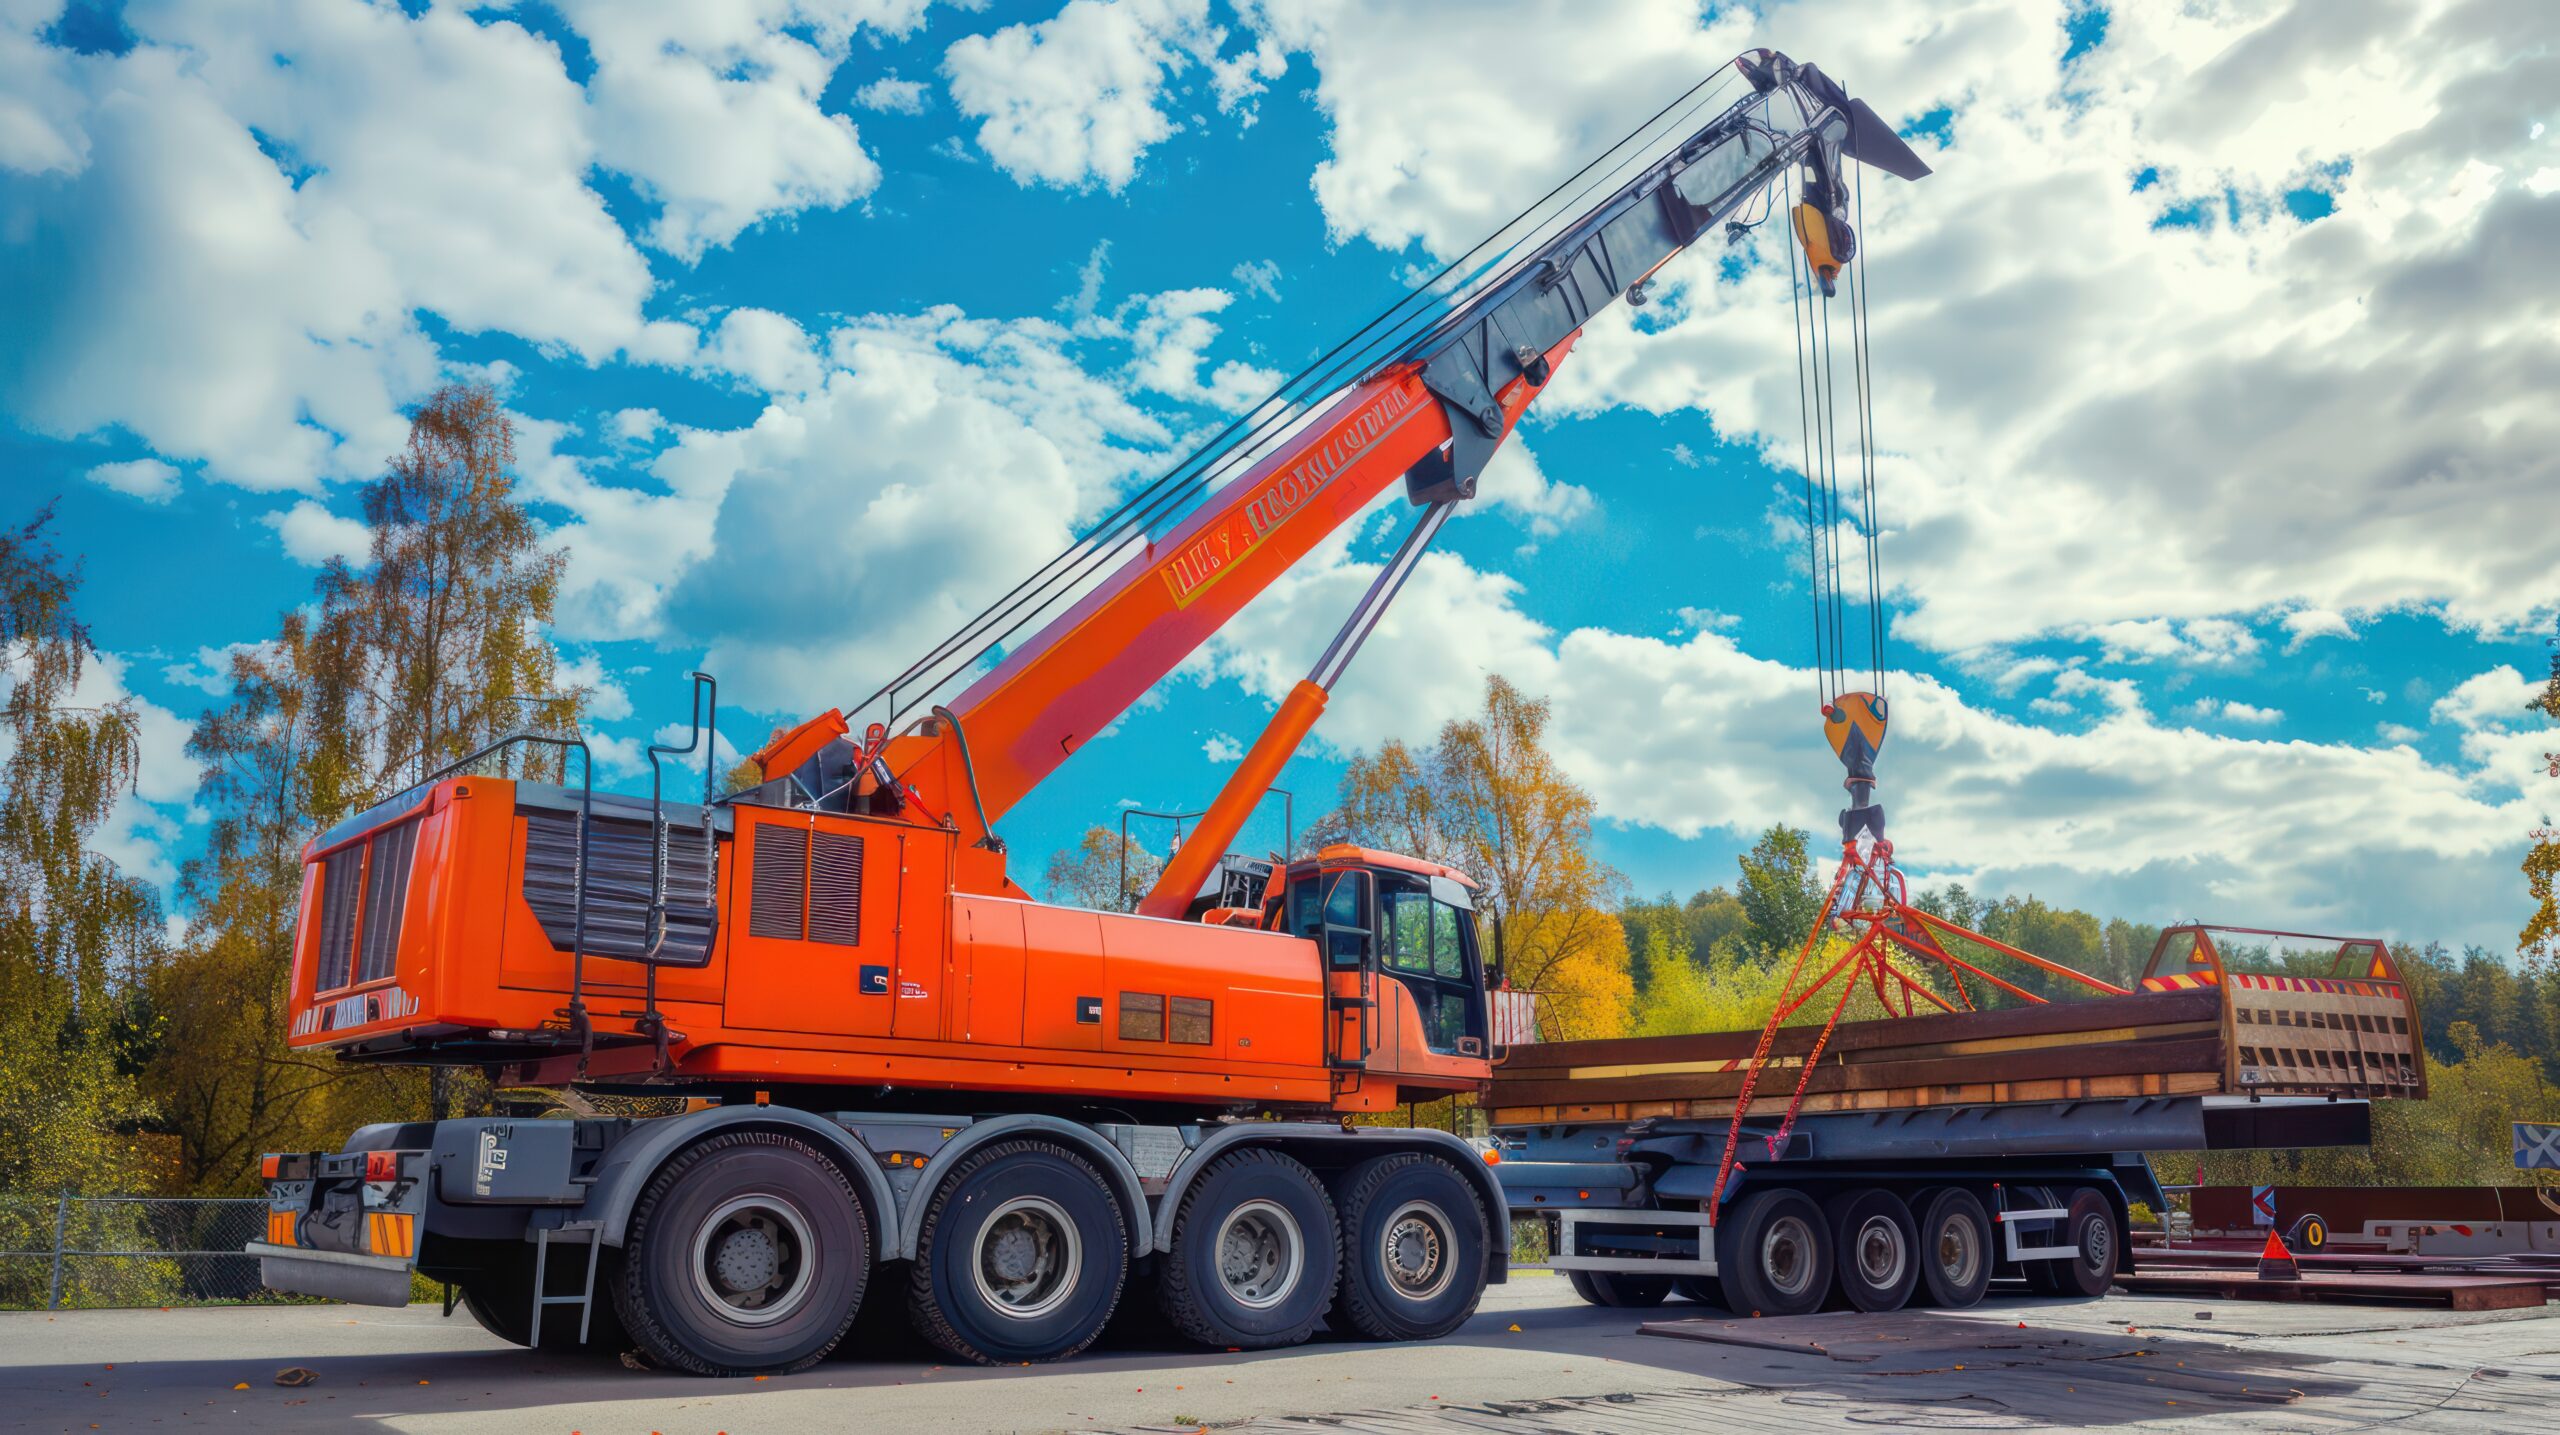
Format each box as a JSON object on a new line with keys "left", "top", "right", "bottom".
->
{"left": 852, "top": 69, "right": 1750, "bottom": 728}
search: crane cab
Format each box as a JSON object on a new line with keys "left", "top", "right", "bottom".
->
{"left": 1260, "top": 846, "right": 1495, "bottom": 1086}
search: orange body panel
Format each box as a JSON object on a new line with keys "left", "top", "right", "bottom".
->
{"left": 286, "top": 779, "right": 1484, "bottom": 1113}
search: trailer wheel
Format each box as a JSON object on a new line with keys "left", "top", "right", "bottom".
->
{"left": 908, "top": 1140, "right": 1127, "bottom": 1365}
{"left": 611, "top": 1130, "right": 870, "bottom": 1376}
{"left": 1912, "top": 1188, "right": 1992, "bottom": 1308}
{"left": 1333, "top": 1153, "right": 1489, "bottom": 1341}
{"left": 2014, "top": 1185, "right": 2064, "bottom": 1295}
{"left": 1157, "top": 1148, "right": 1339, "bottom": 1350}
{"left": 1715, "top": 1189, "right": 1831, "bottom": 1318}
{"left": 1825, "top": 1189, "right": 1918, "bottom": 1313}
{"left": 1565, "top": 1269, "right": 1671, "bottom": 1307}
{"left": 2049, "top": 1187, "right": 2118, "bottom": 1298}
{"left": 1672, "top": 1275, "right": 1723, "bottom": 1306}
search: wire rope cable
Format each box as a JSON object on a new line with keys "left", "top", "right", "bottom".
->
{"left": 846, "top": 67, "right": 1753, "bottom": 732}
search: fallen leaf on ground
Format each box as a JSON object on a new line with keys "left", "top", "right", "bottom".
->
{"left": 274, "top": 1368, "right": 319, "bottom": 1388}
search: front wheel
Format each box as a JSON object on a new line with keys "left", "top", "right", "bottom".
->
{"left": 611, "top": 1131, "right": 870, "bottom": 1375}
{"left": 1333, "top": 1153, "right": 1489, "bottom": 1341}
{"left": 908, "top": 1140, "right": 1128, "bottom": 1365}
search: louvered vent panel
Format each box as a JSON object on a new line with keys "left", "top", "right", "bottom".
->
{"left": 354, "top": 821, "right": 417, "bottom": 985}
{"left": 518, "top": 807, "right": 715, "bottom": 965}
{"left": 808, "top": 832, "right": 864, "bottom": 946}
{"left": 315, "top": 848, "right": 363, "bottom": 991}
{"left": 749, "top": 825, "right": 809, "bottom": 940}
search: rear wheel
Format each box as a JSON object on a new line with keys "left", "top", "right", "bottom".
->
{"left": 1912, "top": 1188, "right": 1992, "bottom": 1309}
{"left": 1715, "top": 1189, "right": 1831, "bottom": 1318}
{"left": 1565, "top": 1269, "right": 1672, "bottom": 1307}
{"left": 1158, "top": 1149, "right": 1339, "bottom": 1350}
{"left": 1825, "top": 1189, "right": 1917, "bottom": 1313}
{"left": 1333, "top": 1153, "right": 1489, "bottom": 1341}
{"left": 441, "top": 1238, "right": 628, "bottom": 1353}
{"left": 908, "top": 1140, "right": 1127, "bottom": 1365}
{"left": 2049, "top": 1187, "right": 2118, "bottom": 1298}
{"left": 2015, "top": 1186, "right": 2065, "bottom": 1295}
{"left": 611, "top": 1131, "right": 870, "bottom": 1376}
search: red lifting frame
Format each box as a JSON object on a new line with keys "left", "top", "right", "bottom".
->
{"left": 1706, "top": 838, "right": 2132, "bottom": 1225}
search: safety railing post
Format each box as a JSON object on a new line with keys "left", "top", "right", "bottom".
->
{"left": 47, "top": 1191, "right": 70, "bottom": 1310}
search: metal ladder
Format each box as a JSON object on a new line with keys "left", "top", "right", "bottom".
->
{"left": 527, "top": 1219, "right": 606, "bottom": 1345}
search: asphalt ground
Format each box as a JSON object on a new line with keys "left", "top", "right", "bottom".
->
{"left": 4, "top": 1271, "right": 2554, "bottom": 1433}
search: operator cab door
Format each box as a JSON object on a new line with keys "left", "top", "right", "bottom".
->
{"left": 1288, "top": 868, "right": 1376, "bottom": 1069}
{"left": 1376, "top": 873, "right": 1488, "bottom": 1058}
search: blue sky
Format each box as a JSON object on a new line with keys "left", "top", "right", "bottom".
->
{"left": 4, "top": 0, "right": 2556, "bottom": 952}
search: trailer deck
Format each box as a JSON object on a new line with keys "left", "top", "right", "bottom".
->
{"left": 1488, "top": 962, "right": 2422, "bottom": 1127}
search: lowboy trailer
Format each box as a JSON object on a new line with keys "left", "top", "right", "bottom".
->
{"left": 1488, "top": 927, "right": 2423, "bottom": 1314}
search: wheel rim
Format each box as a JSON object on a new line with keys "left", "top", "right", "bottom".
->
{"left": 1935, "top": 1210, "right": 1981, "bottom": 1289}
{"left": 973, "top": 1195, "right": 1082, "bottom": 1321}
{"left": 1853, "top": 1213, "right": 1907, "bottom": 1290}
{"left": 1379, "top": 1200, "right": 1455, "bottom": 1302}
{"left": 1215, "top": 1199, "right": 1305, "bottom": 1311}
{"left": 1761, "top": 1213, "right": 1818, "bottom": 1299}
{"left": 689, "top": 1194, "right": 817, "bottom": 1327}
{"left": 2078, "top": 1211, "right": 2113, "bottom": 1276}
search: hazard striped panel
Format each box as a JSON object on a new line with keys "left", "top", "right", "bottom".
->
{"left": 365, "top": 1211, "right": 415, "bottom": 1259}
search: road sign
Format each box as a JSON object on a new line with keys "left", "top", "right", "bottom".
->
{"left": 2516, "top": 1122, "right": 2560, "bottom": 1172}
{"left": 2250, "top": 1185, "right": 2277, "bottom": 1226}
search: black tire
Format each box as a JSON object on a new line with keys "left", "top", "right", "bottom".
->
{"left": 1672, "top": 1275, "right": 1723, "bottom": 1306}
{"left": 611, "top": 1130, "right": 870, "bottom": 1376}
{"left": 1564, "top": 1269, "right": 1672, "bottom": 1307}
{"left": 1912, "top": 1188, "right": 1992, "bottom": 1309}
{"left": 1157, "top": 1148, "right": 1339, "bottom": 1350}
{"left": 908, "top": 1140, "right": 1128, "bottom": 1365}
{"left": 441, "top": 1238, "right": 628, "bottom": 1353}
{"left": 2014, "top": 1186, "right": 2065, "bottom": 1295}
{"left": 2049, "top": 1187, "right": 2119, "bottom": 1298}
{"left": 1825, "top": 1188, "right": 1918, "bottom": 1314}
{"left": 1333, "top": 1153, "right": 1490, "bottom": 1341}
{"left": 1715, "top": 1188, "right": 1831, "bottom": 1318}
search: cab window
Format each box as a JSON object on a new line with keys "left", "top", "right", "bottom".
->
{"left": 1382, "top": 889, "right": 1466, "bottom": 980}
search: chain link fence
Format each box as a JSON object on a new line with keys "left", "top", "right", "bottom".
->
{"left": 0, "top": 1196, "right": 293, "bottom": 1310}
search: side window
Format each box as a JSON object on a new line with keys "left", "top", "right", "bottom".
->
{"left": 1383, "top": 889, "right": 1435, "bottom": 974}
{"left": 1430, "top": 899, "right": 1467, "bottom": 979}
{"left": 1286, "top": 876, "right": 1323, "bottom": 938}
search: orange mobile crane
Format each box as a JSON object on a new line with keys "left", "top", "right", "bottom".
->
{"left": 250, "top": 52, "right": 1933, "bottom": 1374}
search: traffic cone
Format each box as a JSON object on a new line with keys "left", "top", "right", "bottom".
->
{"left": 2257, "top": 1229, "right": 2301, "bottom": 1281}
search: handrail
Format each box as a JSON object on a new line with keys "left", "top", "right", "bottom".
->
{"left": 1117, "top": 791, "right": 1292, "bottom": 913}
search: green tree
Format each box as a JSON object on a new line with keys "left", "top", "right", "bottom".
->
{"left": 146, "top": 381, "right": 583, "bottom": 1169}
{"left": 1317, "top": 676, "right": 1620, "bottom": 997}
{"left": 1736, "top": 824, "right": 1822, "bottom": 959}
{"left": 0, "top": 507, "right": 168, "bottom": 1299}
{"left": 1043, "top": 826, "right": 1163, "bottom": 911}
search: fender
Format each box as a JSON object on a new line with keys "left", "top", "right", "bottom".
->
{"left": 1157, "top": 1123, "right": 1510, "bottom": 1283}
{"left": 580, "top": 1105, "right": 898, "bottom": 1255}
{"left": 892, "top": 1113, "right": 1153, "bottom": 1263}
